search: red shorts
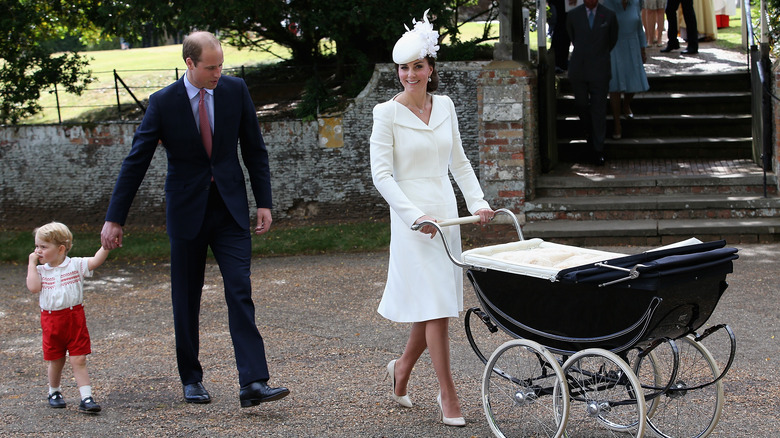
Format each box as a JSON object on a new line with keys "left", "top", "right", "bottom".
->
{"left": 40, "top": 304, "right": 91, "bottom": 361}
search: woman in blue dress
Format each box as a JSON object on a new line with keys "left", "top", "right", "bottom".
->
{"left": 606, "top": 0, "right": 650, "bottom": 139}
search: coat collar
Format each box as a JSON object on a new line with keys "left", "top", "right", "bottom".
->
{"left": 392, "top": 94, "right": 449, "bottom": 130}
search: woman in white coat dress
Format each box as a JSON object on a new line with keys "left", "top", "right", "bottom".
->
{"left": 369, "top": 10, "right": 494, "bottom": 427}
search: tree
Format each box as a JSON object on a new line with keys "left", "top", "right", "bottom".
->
{"left": 93, "top": 1, "right": 498, "bottom": 68}
{"left": 2, "top": 1, "right": 501, "bottom": 123}
{"left": 90, "top": 1, "right": 495, "bottom": 118}
{"left": 1, "top": 1, "right": 94, "bottom": 124}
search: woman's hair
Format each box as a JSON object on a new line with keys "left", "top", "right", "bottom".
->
{"left": 426, "top": 57, "right": 440, "bottom": 92}
{"left": 34, "top": 222, "right": 73, "bottom": 252}
{"left": 396, "top": 56, "right": 440, "bottom": 93}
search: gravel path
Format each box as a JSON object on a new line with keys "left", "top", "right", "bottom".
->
{"left": 1, "top": 243, "right": 778, "bottom": 437}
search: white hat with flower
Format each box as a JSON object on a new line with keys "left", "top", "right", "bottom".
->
{"left": 392, "top": 9, "right": 440, "bottom": 65}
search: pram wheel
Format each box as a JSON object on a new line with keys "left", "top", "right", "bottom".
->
{"left": 562, "top": 348, "right": 646, "bottom": 437}
{"left": 628, "top": 346, "right": 666, "bottom": 422}
{"left": 482, "top": 339, "right": 568, "bottom": 438}
{"left": 638, "top": 335, "right": 724, "bottom": 438}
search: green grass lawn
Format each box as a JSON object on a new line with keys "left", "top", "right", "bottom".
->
{"left": 714, "top": 8, "right": 746, "bottom": 50}
{"left": 0, "top": 221, "right": 391, "bottom": 263}
{"left": 23, "top": 44, "right": 289, "bottom": 124}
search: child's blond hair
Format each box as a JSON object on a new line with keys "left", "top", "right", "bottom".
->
{"left": 34, "top": 222, "right": 73, "bottom": 252}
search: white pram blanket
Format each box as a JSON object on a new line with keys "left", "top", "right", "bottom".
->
{"left": 462, "top": 239, "right": 625, "bottom": 279}
{"left": 461, "top": 238, "right": 704, "bottom": 280}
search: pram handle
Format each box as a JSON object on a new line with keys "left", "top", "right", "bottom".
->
{"left": 437, "top": 215, "right": 482, "bottom": 227}
{"left": 411, "top": 209, "right": 524, "bottom": 271}
{"left": 412, "top": 208, "right": 523, "bottom": 235}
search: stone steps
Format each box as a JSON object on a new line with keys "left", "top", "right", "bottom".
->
{"left": 520, "top": 217, "right": 780, "bottom": 246}
{"left": 527, "top": 70, "right": 780, "bottom": 244}
{"left": 556, "top": 91, "right": 752, "bottom": 115}
{"left": 555, "top": 72, "right": 753, "bottom": 160}
{"left": 535, "top": 173, "right": 777, "bottom": 197}
{"left": 525, "top": 193, "right": 780, "bottom": 221}
{"left": 520, "top": 167, "right": 780, "bottom": 244}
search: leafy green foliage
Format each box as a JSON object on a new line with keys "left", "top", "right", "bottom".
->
{"left": 1, "top": 0, "right": 95, "bottom": 123}
{"left": 85, "top": 0, "right": 497, "bottom": 118}
{"left": 295, "top": 76, "right": 338, "bottom": 121}
{"left": 767, "top": 0, "right": 780, "bottom": 57}
{"left": 3, "top": 1, "right": 505, "bottom": 123}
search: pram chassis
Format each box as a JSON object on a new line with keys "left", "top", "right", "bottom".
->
{"left": 416, "top": 209, "right": 738, "bottom": 438}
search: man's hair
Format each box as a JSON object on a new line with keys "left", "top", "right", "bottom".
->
{"left": 182, "top": 31, "right": 221, "bottom": 65}
{"left": 34, "top": 222, "right": 73, "bottom": 252}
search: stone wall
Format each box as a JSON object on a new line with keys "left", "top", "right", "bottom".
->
{"left": 0, "top": 123, "right": 164, "bottom": 229}
{"left": 0, "top": 62, "right": 490, "bottom": 230}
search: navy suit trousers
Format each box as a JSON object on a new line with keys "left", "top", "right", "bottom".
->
{"left": 571, "top": 77, "right": 609, "bottom": 152}
{"left": 169, "top": 183, "right": 269, "bottom": 387}
{"left": 666, "top": 0, "right": 698, "bottom": 50}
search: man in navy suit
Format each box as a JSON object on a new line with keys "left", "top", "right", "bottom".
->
{"left": 100, "top": 31, "right": 289, "bottom": 407}
{"left": 567, "top": 0, "right": 618, "bottom": 165}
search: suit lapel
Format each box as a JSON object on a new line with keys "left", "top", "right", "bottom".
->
{"left": 174, "top": 77, "right": 211, "bottom": 158}
{"left": 212, "top": 81, "right": 229, "bottom": 153}
{"left": 173, "top": 78, "right": 201, "bottom": 139}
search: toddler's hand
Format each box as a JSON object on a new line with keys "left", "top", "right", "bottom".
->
{"left": 28, "top": 252, "right": 39, "bottom": 265}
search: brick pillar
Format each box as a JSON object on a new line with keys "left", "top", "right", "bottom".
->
{"left": 477, "top": 60, "right": 537, "bottom": 222}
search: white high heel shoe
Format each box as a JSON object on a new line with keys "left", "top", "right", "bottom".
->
{"left": 437, "top": 392, "right": 466, "bottom": 427}
{"left": 386, "top": 360, "right": 412, "bottom": 408}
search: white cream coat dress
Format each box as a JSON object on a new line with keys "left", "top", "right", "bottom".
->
{"left": 370, "top": 94, "right": 490, "bottom": 322}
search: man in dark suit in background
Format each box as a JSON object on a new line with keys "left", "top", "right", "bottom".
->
{"left": 550, "top": 0, "right": 571, "bottom": 73}
{"left": 661, "top": 0, "right": 698, "bottom": 54}
{"left": 566, "top": 0, "right": 619, "bottom": 165}
{"left": 100, "top": 31, "right": 289, "bottom": 407}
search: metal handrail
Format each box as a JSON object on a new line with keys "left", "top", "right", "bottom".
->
{"left": 741, "top": 0, "right": 756, "bottom": 50}
{"left": 743, "top": 0, "right": 774, "bottom": 196}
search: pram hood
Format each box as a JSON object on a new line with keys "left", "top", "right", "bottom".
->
{"left": 556, "top": 240, "right": 739, "bottom": 286}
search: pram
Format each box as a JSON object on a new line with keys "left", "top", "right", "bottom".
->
{"left": 415, "top": 209, "right": 738, "bottom": 438}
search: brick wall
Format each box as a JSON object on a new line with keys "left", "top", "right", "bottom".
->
{"left": 0, "top": 62, "right": 493, "bottom": 230}
{"left": 477, "top": 60, "right": 537, "bottom": 221}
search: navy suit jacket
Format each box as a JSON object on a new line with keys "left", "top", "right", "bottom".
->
{"left": 106, "top": 75, "right": 271, "bottom": 239}
{"left": 566, "top": 4, "right": 619, "bottom": 83}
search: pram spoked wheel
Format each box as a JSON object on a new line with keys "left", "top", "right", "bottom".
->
{"left": 562, "top": 348, "right": 646, "bottom": 437}
{"left": 482, "top": 339, "right": 569, "bottom": 438}
{"left": 635, "top": 335, "right": 725, "bottom": 438}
